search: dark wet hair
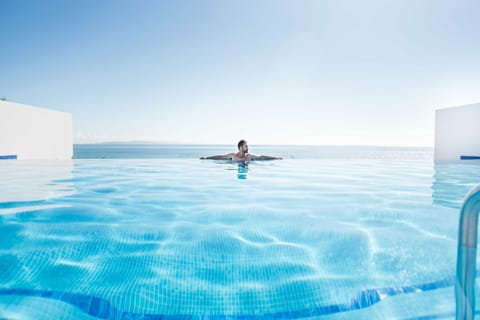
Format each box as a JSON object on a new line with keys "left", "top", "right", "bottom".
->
{"left": 238, "top": 139, "right": 247, "bottom": 149}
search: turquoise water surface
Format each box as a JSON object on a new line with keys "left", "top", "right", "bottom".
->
{"left": 1, "top": 146, "right": 480, "bottom": 319}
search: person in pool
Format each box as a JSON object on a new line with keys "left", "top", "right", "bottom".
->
{"left": 200, "top": 140, "right": 282, "bottom": 161}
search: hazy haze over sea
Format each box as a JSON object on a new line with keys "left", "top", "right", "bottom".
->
{"left": 74, "top": 144, "right": 433, "bottom": 160}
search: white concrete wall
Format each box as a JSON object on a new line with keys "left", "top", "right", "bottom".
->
{"left": 0, "top": 101, "right": 72, "bottom": 159}
{"left": 434, "top": 103, "right": 480, "bottom": 161}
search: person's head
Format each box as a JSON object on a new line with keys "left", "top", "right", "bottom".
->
{"left": 238, "top": 139, "right": 248, "bottom": 153}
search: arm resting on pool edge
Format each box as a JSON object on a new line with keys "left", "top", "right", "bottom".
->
{"left": 200, "top": 153, "right": 234, "bottom": 160}
{"left": 250, "top": 155, "right": 283, "bottom": 160}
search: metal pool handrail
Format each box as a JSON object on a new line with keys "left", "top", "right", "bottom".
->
{"left": 456, "top": 184, "right": 480, "bottom": 320}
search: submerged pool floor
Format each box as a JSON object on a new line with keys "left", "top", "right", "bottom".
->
{"left": 1, "top": 158, "right": 480, "bottom": 319}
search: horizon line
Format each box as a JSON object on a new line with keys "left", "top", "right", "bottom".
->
{"left": 73, "top": 142, "right": 434, "bottom": 148}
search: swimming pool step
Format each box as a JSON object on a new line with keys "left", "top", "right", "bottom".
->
{"left": 0, "top": 275, "right": 469, "bottom": 320}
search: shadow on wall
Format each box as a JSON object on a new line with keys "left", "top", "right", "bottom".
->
{"left": 432, "top": 161, "right": 480, "bottom": 209}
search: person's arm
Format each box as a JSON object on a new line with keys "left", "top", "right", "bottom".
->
{"left": 200, "top": 153, "right": 234, "bottom": 160}
{"left": 249, "top": 154, "right": 282, "bottom": 160}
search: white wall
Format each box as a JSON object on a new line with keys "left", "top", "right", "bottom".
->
{"left": 434, "top": 103, "right": 480, "bottom": 161}
{"left": 0, "top": 101, "right": 72, "bottom": 160}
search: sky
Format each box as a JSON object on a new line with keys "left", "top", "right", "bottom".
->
{"left": 1, "top": 0, "right": 480, "bottom": 146}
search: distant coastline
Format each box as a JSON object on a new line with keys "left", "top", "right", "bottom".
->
{"left": 75, "top": 141, "right": 434, "bottom": 148}
{"left": 73, "top": 144, "right": 433, "bottom": 160}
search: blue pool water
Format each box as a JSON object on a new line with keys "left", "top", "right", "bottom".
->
{"left": 1, "top": 146, "right": 480, "bottom": 319}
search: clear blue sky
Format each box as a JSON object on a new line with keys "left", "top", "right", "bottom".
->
{"left": 1, "top": 0, "right": 479, "bottom": 146}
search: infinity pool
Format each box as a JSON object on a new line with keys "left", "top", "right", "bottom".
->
{"left": 1, "top": 157, "right": 479, "bottom": 319}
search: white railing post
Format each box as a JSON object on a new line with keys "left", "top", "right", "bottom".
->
{"left": 456, "top": 185, "right": 480, "bottom": 320}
